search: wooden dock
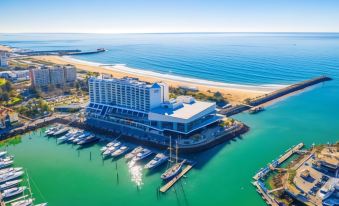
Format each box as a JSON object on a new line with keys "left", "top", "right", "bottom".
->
{"left": 160, "top": 164, "right": 193, "bottom": 193}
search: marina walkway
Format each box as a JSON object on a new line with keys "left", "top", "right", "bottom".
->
{"left": 160, "top": 164, "right": 193, "bottom": 193}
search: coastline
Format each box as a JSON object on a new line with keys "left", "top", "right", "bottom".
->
{"left": 0, "top": 44, "right": 12, "bottom": 52}
{"left": 31, "top": 55, "right": 285, "bottom": 104}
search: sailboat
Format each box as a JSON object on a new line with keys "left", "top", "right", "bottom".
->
{"left": 161, "top": 137, "right": 185, "bottom": 180}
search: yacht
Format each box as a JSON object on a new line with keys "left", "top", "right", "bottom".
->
{"left": 72, "top": 131, "right": 91, "bottom": 144}
{"left": 100, "top": 141, "right": 118, "bottom": 153}
{"left": 53, "top": 127, "right": 70, "bottom": 136}
{"left": 0, "top": 156, "right": 14, "bottom": 163}
{"left": 161, "top": 160, "right": 185, "bottom": 180}
{"left": 125, "top": 146, "right": 143, "bottom": 160}
{"left": 77, "top": 135, "right": 98, "bottom": 145}
{"left": 145, "top": 153, "right": 169, "bottom": 169}
{"left": 102, "top": 146, "right": 118, "bottom": 159}
{"left": 111, "top": 146, "right": 129, "bottom": 158}
{"left": 35, "top": 203, "right": 48, "bottom": 206}
{"left": 57, "top": 130, "right": 77, "bottom": 143}
{"left": 46, "top": 125, "right": 61, "bottom": 136}
{"left": 67, "top": 130, "right": 84, "bottom": 142}
{"left": 2, "top": 186, "right": 27, "bottom": 199}
{"left": 133, "top": 148, "right": 152, "bottom": 161}
{"left": 11, "top": 198, "right": 34, "bottom": 206}
{"left": 0, "top": 167, "right": 23, "bottom": 175}
{"left": 0, "top": 171, "right": 24, "bottom": 183}
{"left": 0, "top": 179, "right": 23, "bottom": 191}
{"left": 0, "top": 160, "right": 13, "bottom": 169}
{"left": 0, "top": 151, "right": 7, "bottom": 158}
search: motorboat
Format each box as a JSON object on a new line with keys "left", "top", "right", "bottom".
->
{"left": 161, "top": 160, "right": 185, "bottom": 180}
{"left": 77, "top": 135, "right": 99, "bottom": 145}
{"left": 0, "top": 167, "right": 23, "bottom": 175}
{"left": 72, "top": 131, "right": 91, "bottom": 143}
{"left": 102, "top": 146, "right": 118, "bottom": 159}
{"left": 0, "top": 171, "right": 24, "bottom": 183}
{"left": 145, "top": 153, "right": 169, "bottom": 169}
{"left": 57, "top": 130, "right": 78, "bottom": 143}
{"left": 0, "top": 160, "right": 13, "bottom": 169}
{"left": 35, "top": 203, "right": 48, "bottom": 206}
{"left": 2, "top": 186, "right": 27, "bottom": 199}
{"left": 124, "top": 146, "right": 143, "bottom": 160}
{"left": 100, "top": 141, "right": 119, "bottom": 153}
{"left": 11, "top": 198, "right": 34, "bottom": 206}
{"left": 45, "top": 125, "right": 61, "bottom": 136}
{"left": 53, "top": 127, "right": 70, "bottom": 136}
{"left": 67, "top": 130, "right": 84, "bottom": 142}
{"left": 111, "top": 146, "right": 129, "bottom": 158}
{"left": 0, "top": 151, "right": 7, "bottom": 158}
{"left": 0, "top": 155, "right": 14, "bottom": 163}
{"left": 133, "top": 148, "right": 152, "bottom": 161}
{"left": 0, "top": 179, "right": 23, "bottom": 191}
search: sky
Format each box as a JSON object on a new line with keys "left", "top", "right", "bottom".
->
{"left": 1, "top": 0, "right": 339, "bottom": 33}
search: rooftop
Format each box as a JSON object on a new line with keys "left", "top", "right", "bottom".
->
{"left": 150, "top": 99, "right": 215, "bottom": 119}
{"left": 89, "top": 76, "right": 164, "bottom": 89}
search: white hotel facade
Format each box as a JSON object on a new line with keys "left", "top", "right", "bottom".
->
{"left": 85, "top": 77, "right": 222, "bottom": 138}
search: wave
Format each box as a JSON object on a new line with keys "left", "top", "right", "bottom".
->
{"left": 63, "top": 56, "right": 287, "bottom": 92}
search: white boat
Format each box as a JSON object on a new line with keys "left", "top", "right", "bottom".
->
{"left": 145, "top": 153, "right": 169, "bottom": 169}
{"left": 2, "top": 186, "right": 26, "bottom": 199}
{"left": 11, "top": 198, "right": 34, "bottom": 206}
{"left": 0, "top": 151, "right": 7, "bottom": 158}
{"left": 133, "top": 148, "right": 152, "bottom": 161}
{"left": 46, "top": 125, "right": 61, "bottom": 136}
{"left": 111, "top": 146, "right": 129, "bottom": 157}
{"left": 124, "top": 146, "right": 143, "bottom": 160}
{"left": 35, "top": 203, "right": 48, "bottom": 206}
{"left": 53, "top": 127, "right": 70, "bottom": 136}
{"left": 161, "top": 160, "right": 185, "bottom": 180}
{"left": 0, "top": 155, "right": 14, "bottom": 162}
{"left": 0, "top": 179, "right": 23, "bottom": 191}
{"left": 102, "top": 146, "right": 118, "bottom": 159}
{"left": 77, "top": 135, "right": 98, "bottom": 145}
{"left": 0, "top": 167, "right": 23, "bottom": 175}
{"left": 0, "top": 171, "right": 24, "bottom": 183}
{"left": 100, "top": 141, "right": 119, "bottom": 153}
{"left": 67, "top": 130, "right": 83, "bottom": 142}
{"left": 72, "top": 132, "right": 91, "bottom": 143}
{"left": 0, "top": 160, "right": 13, "bottom": 169}
{"left": 57, "top": 130, "right": 77, "bottom": 142}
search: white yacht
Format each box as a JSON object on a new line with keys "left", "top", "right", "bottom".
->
{"left": 11, "top": 198, "right": 34, "bottom": 206}
{"left": 0, "top": 167, "right": 23, "bottom": 175}
{"left": 133, "top": 148, "right": 152, "bottom": 161}
{"left": 111, "top": 146, "right": 129, "bottom": 158}
{"left": 124, "top": 146, "right": 143, "bottom": 160}
{"left": 145, "top": 153, "right": 169, "bottom": 169}
{"left": 2, "top": 186, "right": 26, "bottom": 199}
{"left": 53, "top": 127, "right": 70, "bottom": 136}
{"left": 100, "top": 141, "right": 118, "bottom": 153}
{"left": 0, "top": 151, "right": 7, "bottom": 158}
{"left": 0, "top": 171, "right": 24, "bottom": 183}
{"left": 0, "top": 179, "right": 23, "bottom": 191}
{"left": 0, "top": 160, "right": 13, "bottom": 169}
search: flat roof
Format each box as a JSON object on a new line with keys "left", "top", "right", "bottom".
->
{"left": 150, "top": 100, "right": 215, "bottom": 119}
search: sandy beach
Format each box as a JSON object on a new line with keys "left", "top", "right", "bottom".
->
{"left": 30, "top": 55, "right": 284, "bottom": 104}
{"left": 0, "top": 45, "right": 12, "bottom": 52}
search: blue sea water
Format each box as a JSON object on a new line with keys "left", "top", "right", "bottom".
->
{"left": 1, "top": 33, "right": 339, "bottom": 206}
{"left": 1, "top": 33, "right": 339, "bottom": 85}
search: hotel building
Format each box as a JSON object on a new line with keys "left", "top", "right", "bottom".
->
{"left": 85, "top": 76, "right": 222, "bottom": 138}
{"left": 30, "top": 65, "right": 76, "bottom": 88}
{"left": 30, "top": 67, "right": 50, "bottom": 87}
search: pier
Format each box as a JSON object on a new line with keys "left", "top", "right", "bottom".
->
{"left": 159, "top": 163, "right": 194, "bottom": 193}
{"left": 221, "top": 76, "right": 332, "bottom": 116}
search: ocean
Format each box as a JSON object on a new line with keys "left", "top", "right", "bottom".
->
{"left": 0, "top": 33, "right": 338, "bottom": 206}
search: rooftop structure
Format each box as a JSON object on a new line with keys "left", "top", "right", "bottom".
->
{"left": 86, "top": 76, "right": 221, "bottom": 137}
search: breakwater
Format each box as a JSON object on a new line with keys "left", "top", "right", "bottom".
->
{"left": 220, "top": 76, "right": 332, "bottom": 116}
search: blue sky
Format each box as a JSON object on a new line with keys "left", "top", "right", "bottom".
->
{"left": 1, "top": 0, "right": 339, "bottom": 33}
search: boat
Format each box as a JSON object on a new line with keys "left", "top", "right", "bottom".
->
{"left": 11, "top": 198, "right": 34, "bottom": 206}
{"left": 72, "top": 131, "right": 91, "bottom": 143}
{"left": 67, "top": 130, "right": 84, "bottom": 142}
{"left": 0, "top": 151, "right": 7, "bottom": 158}
{"left": 0, "top": 167, "right": 23, "bottom": 175}
{"left": 161, "top": 160, "right": 185, "bottom": 180}
{"left": 145, "top": 153, "right": 169, "bottom": 169}
{"left": 133, "top": 148, "right": 152, "bottom": 161}
{"left": 0, "top": 179, "right": 23, "bottom": 191}
{"left": 161, "top": 139, "right": 185, "bottom": 180}
{"left": 102, "top": 146, "right": 118, "bottom": 159}
{"left": 249, "top": 106, "right": 264, "bottom": 114}
{"left": 0, "top": 155, "right": 14, "bottom": 162}
{"left": 77, "top": 135, "right": 98, "bottom": 145}
{"left": 45, "top": 125, "right": 61, "bottom": 136}
{"left": 52, "top": 127, "right": 70, "bottom": 136}
{"left": 57, "top": 130, "right": 78, "bottom": 143}
{"left": 2, "top": 186, "right": 26, "bottom": 199}
{"left": 0, "top": 160, "right": 13, "bottom": 169}
{"left": 124, "top": 146, "right": 143, "bottom": 160}
{"left": 111, "top": 146, "right": 129, "bottom": 158}
{"left": 0, "top": 171, "right": 24, "bottom": 183}
{"left": 100, "top": 141, "right": 119, "bottom": 153}
{"left": 35, "top": 203, "right": 48, "bottom": 206}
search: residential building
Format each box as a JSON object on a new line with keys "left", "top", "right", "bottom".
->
{"left": 85, "top": 76, "right": 221, "bottom": 138}
{"left": 64, "top": 65, "right": 77, "bottom": 82}
{"left": 0, "top": 51, "right": 9, "bottom": 67}
{"left": 49, "top": 66, "right": 65, "bottom": 85}
{"left": 30, "top": 67, "right": 50, "bottom": 87}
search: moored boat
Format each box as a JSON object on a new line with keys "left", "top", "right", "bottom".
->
{"left": 0, "top": 179, "right": 23, "bottom": 191}
{"left": 0, "top": 167, "right": 22, "bottom": 175}
{"left": 2, "top": 186, "right": 27, "bottom": 199}
{"left": 77, "top": 135, "right": 98, "bottom": 145}
{"left": 0, "top": 151, "right": 7, "bottom": 158}
{"left": 0, "top": 171, "right": 24, "bottom": 183}
{"left": 52, "top": 127, "right": 70, "bottom": 136}
{"left": 11, "top": 198, "right": 34, "bottom": 206}
{"left": 133, "top": 148, "right": 152, "bottom": 161}
{"left": 161, "top": 160, "right": 185, "bottom": 180}
{"left": 124, "top": 146, "right": 143, "bottom": 160}
{"left": 111, "top": 146, "right": 129, "bottom": 158}
{"left": 145, "top": 153, "right": 169, "bottom": 169}
{"left": 0, "top": 160, "right": 13, "bottom": 169}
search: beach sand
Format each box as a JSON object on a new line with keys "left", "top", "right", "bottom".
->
{"left": 0, "top": 45, "right": 12, "bottom": 52}
{"left": 30, "top": 55, "right": 282, "bottom": 104}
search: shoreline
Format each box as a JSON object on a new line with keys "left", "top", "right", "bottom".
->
{"left": 30, "top": 55, "right": 286, "bottom": 104}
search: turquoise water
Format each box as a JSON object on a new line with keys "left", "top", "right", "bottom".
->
{"left": 1, "top": 33, "right": 339, "bottom": 205}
